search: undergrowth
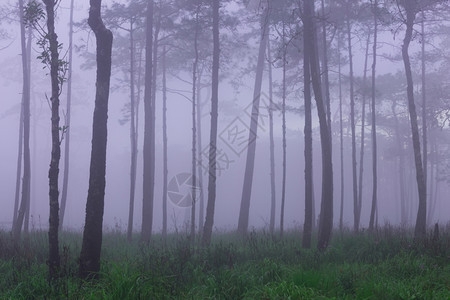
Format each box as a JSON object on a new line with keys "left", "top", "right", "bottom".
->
{"left": 0, "top": 225, "right": 449, "bottom": 299}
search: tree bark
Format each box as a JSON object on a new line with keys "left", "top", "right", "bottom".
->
{"left": 202, "top": 0, "right": 220, "bottom": 246}
{"left": 162, "top": 45, "right": 168, "bottom": 239}
{"left": 60, "top": 0, "right": 75, "bottom": 232}
{"left": 338, "top": 31, "right": 344, "bottom": 232}
{"left": 141, "top": 0, "right": 154, "bottom": 243}
{"left": 237, "top": 6, "right": 269, "bottom": 234}
{"left": 79, "top": 0, "right": 113, "bottom": 279}
{"left": 280, "top": 21, "right": 287, "bottom": 237}
{"left": 420, "top": 11, "right": 427, "bottom": 224}
{"left": 401, "top": 1, "right": 426, "bottom": 238}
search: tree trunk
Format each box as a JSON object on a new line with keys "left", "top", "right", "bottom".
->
{"left": 356, "top": 29, "right": 371, "bottom": 231}
{"left": 24, "top": 26, "right": 32, "bottom": 235}
{"left": 162, "top": 45, "right": 168, "bottom": 239}
{"left": 267, "top": 38, "right": 276, "bottom": 235}
{"left": 346, "top": 18, "right": 358, "bottom": 233}
{"left": 401, "top": 2, "right": 426, "bottom": 238}
{"left": 302, "top": 9, "right": 313, "bottom": 248}
{"left": 190, "top": 7, "right": 200, "bottom": 240}
{"left": 127, "top": 19, "right": 137, "bottom": 242}
{"left": 237, "top": 7, "right": 269, "bottom": 234}
{"left": 141, "top": 0, "right": 154, "bottom": 243}
{"left": 202, "top": 0, "right": 219, "bottom": 246}
{"left": 338, "top": 32, "right": 344, "bottom": 232}
{"left": 13, "top": 0, "right": 31, "bottom": 241}
{"left": 421, "top": 11, "right": 427, "bottom": 223}
{"left": 304, "top": 0, "right": 333, "bottom": 250}
{"left": 197, "top": 73, "right": 205, "bottom": 234}
{"left": 321, "top": 0, "right": 331, "bottom": 135}
{"left": 60, "top": 0, "right": 75, "bottom": 232}
{"left": 79, "top": 0, "right": 113, "bottom": 279}
{"left": 13, "top": 86, "right": 24, "bottom": 231}
{"left": 369, "top": 0, "right": 378, "bottom": 231}
{"left": 280, "top": 21, "right": 287, "bottom": 237}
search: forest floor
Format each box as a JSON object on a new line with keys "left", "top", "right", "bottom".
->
{"left": 0, "top": 225, "right": 449, "bottom": 299}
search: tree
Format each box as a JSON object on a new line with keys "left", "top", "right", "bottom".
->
{"left": 237, "top": 3, "right": 269, "bottom": 235}
{"left": 12, "top": 0, "right": 31, "bottom": 241}
{"left": 79, "top": 0, "right": 113, "bottom": 278}
{"left": 368, "top": 0, "right": 378, "bottom": 232}
{"left": 400, "top": 0, "right": 426, "bottom": 238}
{"left": 59, "top": 0, "right": 75, "bottom": 231}
{"left": 304, "top": 0, "right": 333, "bottom": 250}
{"left": 202, "top": 0, "right": 219, "bottom": 246}
{"left": 267, "top": 38, "right": 276, "bottom": 235}
{"left": 141, "top": 0, "right": 154, "bottom": 243}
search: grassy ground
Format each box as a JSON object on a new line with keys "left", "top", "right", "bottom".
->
{"left": 0, "top": 225, "right": 449, "bottom": 299}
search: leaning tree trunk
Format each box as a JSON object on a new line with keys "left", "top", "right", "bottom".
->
{"left": 202, "top": 0, "right": 219, "bottom": 246}
{"left": 59, "top": 0, "right": 75, "bottom": 231}
{"left": 356, "top": 29, "right": 371, "bottom": 231}
{"left": 141, "top": 0, "right": 154, "bottom": 243}
{"left": 346, "top": 18, "right": 358, "bottom": 233}
{"left": 302, "top": 11, "right": 313, "bottom": 248}
{"left": 13, "top": 0, "right": 31, "bottom": 241}
{"left": 369, "top": 0, "right": 378, "bottom": 231}
{"left": 79, "top": 0, "right": 113, "bottom": 279}
{"left": 237, "top": 6, "right": 269, "bottom": 234}
{"left": 267, "top": 38, "right": 276, "bottom": 235}
{"left": 42, "top": 0, "right": 62, "bottom": 279}
{"left": 305, "top": 0, "right": 333, "bottom": 250}
{"left": 401, "top": 2, "right": 426, "bottom": 238}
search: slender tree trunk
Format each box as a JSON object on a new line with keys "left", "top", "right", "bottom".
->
{"left": 280, "top": 22, "right": 287, "bottom": 237}
{"left": 79, "top": 0, "right": 113, "bottom": 279}
{"left": 305, "top": 0, "right": 333, "bottom": 250}
{"left": 347, "top": 18, "right": 358, "bottom": 233}
{"left": 60, "top": 0, "right": 75, "bottom": 232}
{"left": 356, "top": 29, "right": 371, "bottom": 231}
{"left": 127, "top": 20, "right": 137, "bottom": 242}
{"left": 338, "top": 32, "right": 344, "bottom": 232}
{"left": 421, "top": 11, "right": 427, "bottom": 221}
{"left": 401, "top": 2, "right": 426, "bottom": 238}
{"left": 197, "top": 73, "right": 205, "bottom": 234}
{"left": 267, "top": 38, "right": 276, "bottom": 235}
{"left": 24, "top": 26, "right": 32, "bottom": 234}
{"left": 190, "top": 8, "right": 200, "bottom": 240}
{"left": 42, "top": 0, "right": 62, "bottom": 279}
{"left": 13, "top": 0, "right": 31, "bottom": 241}
{"left": 369, "top": 0, "right": 378, "bottom": 231}
{"left": 237, "top": 7, "right": 269, "bottom": 234}
{"left": 141, "top": 0, "right": 154, "bottom": 243}
{"left": 162, "top": 45, "right": 168, "bottom": 239}
{"left": 13, "top": 93, "right": 24, "bottom": 231}
{"left": 202, "top": 0, "right": 220, "bottom": 246}
{"left": 302, "top": 11, "right": 313, "bottom": 248}
{"left": 321, "top": 0, "right": 331, "bottom": 135}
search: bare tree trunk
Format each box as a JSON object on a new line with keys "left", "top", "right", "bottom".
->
{"left": 356, "top": 29, "right": 371, "bottom": 231}
{"left": 280, "top": 21, "right": 287, "bottom": 237}
{"left": 141, "top": 0, "right": 154, "bottom": 243}
{"left": 305, "top": 0, "right": 333, "bottom": 250}
{"left": 401, "top": 2, "right": 426, "bottom": 238}
{"left": 346, "top": 18, "right": 358, "bottom": 233}
{"left": 267, "top": 38, "right": 276, "bottom": 235}
{"left": 60, "top": 0, "right": 75, "bottom": 232}
{"left": 237, "top": 7, "right": 269, "bottom": 234}
{"left": 162, "top": 45, "right": 168, "bottom": 239}
{"left": 369, "top": 0, "right": 378, "bottom": 231}
{"left": 13, "top": 0, "right": 31, "bottom": 241}
{"left": 197, "top": 73, "right": 204, "bottom": 234}
{"left": 190, "top": 7, "right": 200, "bottom": 240}
{"left": 421, "top": 11, "right": 427, "bottom": 222}
{"left": 338, "top": 32, "right": 344, "bottom": 232}
{"left": 13, "top": 90, "right": 24, "bottom": 231}
{"left": 321, "top": 0, "right": 331, "bottom": 135}
{"left": 79, "top": 0, "right": 113, "bottom": 279}
{"left": 302, "top": 10, "right": 313, "bottom": 248}
{"left": 202, "top": 0, "right": 220, "bottom": 246}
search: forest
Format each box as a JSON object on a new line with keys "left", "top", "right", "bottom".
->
{"left": 0, "top": 0, "right": 449, "bottom": 298}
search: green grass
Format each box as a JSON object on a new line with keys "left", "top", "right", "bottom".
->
{"left": 0, "top": 226, "right": 449, "bottom": 299}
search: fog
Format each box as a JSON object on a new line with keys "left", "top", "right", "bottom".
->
{"left": 1, "top": 0, "right": 449, "bottom": 235}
